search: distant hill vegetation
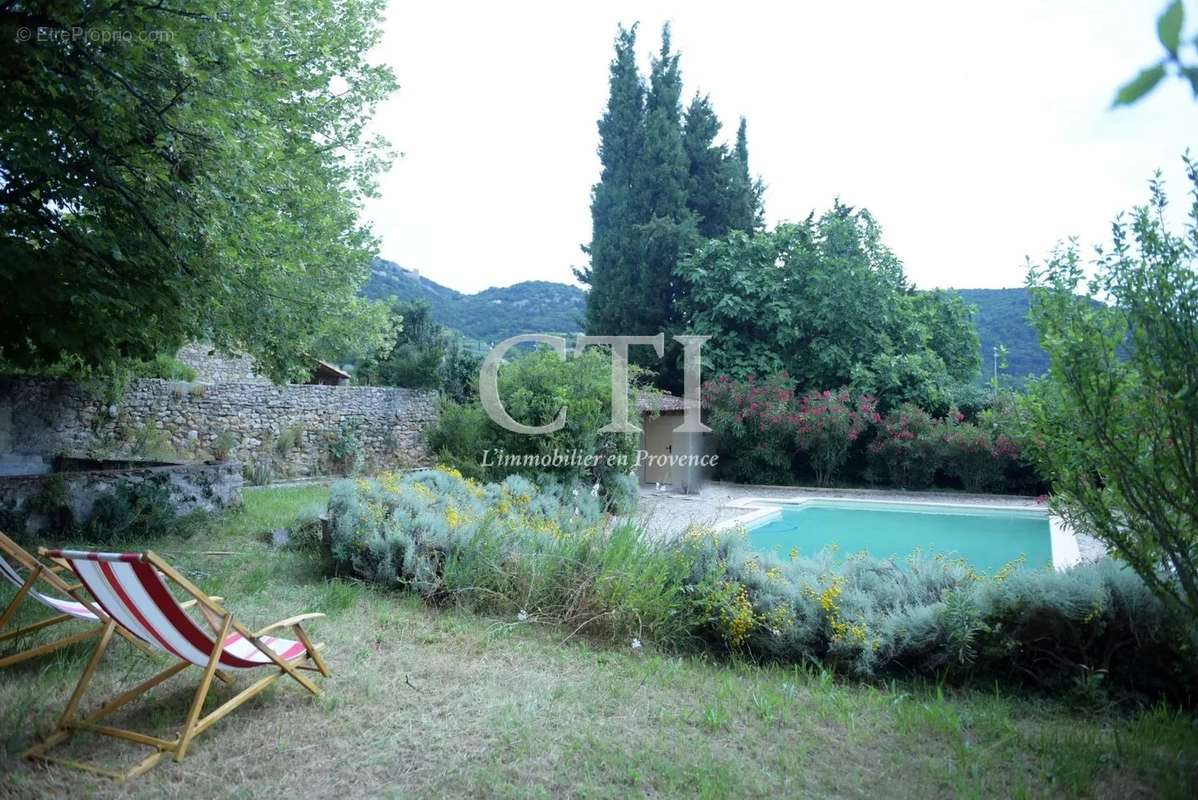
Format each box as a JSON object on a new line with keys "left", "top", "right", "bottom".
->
{"left": 363, "top": 262, "right": 1048, "bottom": 380}
{"left": 362, "top": 260, "right": 586, "bottom": 343}
{"left": 955, "top": 288, "right": 1049, "bottom": 381}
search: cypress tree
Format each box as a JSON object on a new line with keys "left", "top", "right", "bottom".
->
{"left": 728, "top": 117, "right": 765, "bottom": 232}
{"left": 682, "top": 94, "right": 734, "bottom": 238}
{"left": 629, "top": 24, "right": 699, "bottom": 380}
{"left": 578, "top": 24, "right": 645, "bottom": 334}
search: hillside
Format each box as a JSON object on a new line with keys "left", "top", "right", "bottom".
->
{"left": 363, "top": 260, "right": 586, "bottom": 343}
{"left": 954, "top": 288, "right": 1049, "bottom": 380}
{"left": 362, "top": 263, "right": 1048, "bottom": 380}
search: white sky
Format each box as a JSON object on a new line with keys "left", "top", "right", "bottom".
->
{"left": 362, "top": 0, "right": 1198, "bottom": 295}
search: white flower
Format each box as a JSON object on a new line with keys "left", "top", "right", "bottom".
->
{"left": 517, "top": 609, "right": 528, "bottom": 622}
{"left": 572, "top": 488, "right": 580, "bottom": 497}
{"left": 630, "top": 638, "right": 642, "bottom": 651}
{"left": 591, "top": 481, "right": 600, "bottom": 498}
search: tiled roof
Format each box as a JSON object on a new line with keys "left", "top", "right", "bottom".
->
{"left": 636, "top": 391, "right": 686, "bottom": 413}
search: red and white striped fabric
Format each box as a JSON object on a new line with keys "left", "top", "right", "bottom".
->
{"left": 0, "top": 554, "right": 97, "bottom": 621}
{"left": 48, "top": 550, "right": 308, "bottom": 670}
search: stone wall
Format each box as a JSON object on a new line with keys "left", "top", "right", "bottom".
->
{"left": 175, "top": 342, "right": 271, "bottom": 385}
{"left": 0, "top": 376, "right": 440, "bottom": 479}
{"left": 0, "top": 461, "right": 243, "bottom": 538}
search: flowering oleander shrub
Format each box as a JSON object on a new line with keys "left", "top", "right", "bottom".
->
{"left": 676, "top": 526, "right": 1198, "bottom": 705}
{"left": 327, "top": 467, "right": 691, "bottom": 645}
{"left": 702, "top": 374, "right": 878, "bottom": 486}
{"left": 704, "top": 372, "right": 1040, "bottom": 493}
{"left": 794, "top": 388, "right": 878, "bottom": 486}
{"left": 867, "top": 403, "right": 942, "bottom": 489}
{"left": 701, "top": 372, "right": 800, "bottom": 484}
{"left": 940, "top": 410, "right": 1021, "bottom": 493}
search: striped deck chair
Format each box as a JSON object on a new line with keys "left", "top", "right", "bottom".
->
{"left": 0, "top": 533, "right": 154, "bottom": 668}
{"left": 25, "top": 548, "right": 330, "bottom": 781}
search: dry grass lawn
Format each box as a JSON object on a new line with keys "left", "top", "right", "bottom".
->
{"left": 2, "top": 485, "right": 1196, "bottom": 799}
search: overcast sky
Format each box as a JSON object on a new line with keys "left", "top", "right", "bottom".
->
{"left": 361, "top": 1, "right": 1198, "bottom": 295}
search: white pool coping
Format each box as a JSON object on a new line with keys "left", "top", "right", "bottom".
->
{"left": 714, "top": 496, "right": 1082, "bottom": 570}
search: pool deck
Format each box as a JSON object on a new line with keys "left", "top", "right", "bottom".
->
{"left": 635, "top": 481, "right": 1106, "bottom": 564}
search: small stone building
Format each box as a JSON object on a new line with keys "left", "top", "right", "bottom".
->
{"left": 636, "top": 392, "right": 708, "bottom": 492}
{"left": 308, "top": 361, "right": 351, "bottom": 386}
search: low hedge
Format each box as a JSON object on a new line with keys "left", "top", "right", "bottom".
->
{"left": 327, "top": 469, "right": 1197, "bottom": 706}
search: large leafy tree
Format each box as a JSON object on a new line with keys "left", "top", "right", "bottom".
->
{"left": 578, "top": 23, "right": 644, "bottom": 336}
{"left": 357, "top": 301, "right": 445, "bottom": 389}
{"left": 1023, "top": 163, "right": 1198, "bottom": 617}
{"left": 0, "top": 1, "right": 395, "bottom": 383}
{"left": 678, "top": 204, "right": 978, "bottom": 409}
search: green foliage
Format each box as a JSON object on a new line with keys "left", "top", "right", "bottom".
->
{"left": 679, "top": 207, "right": 979, "bottom": 408}
{"left": 578, "top": 24, "right": 762, "bottom": 390}
{"left": 129, "top": 354, "right": 198, "bottom": 383}
{"left": 357, "top": 301, "right": 445, "bottom": 388}
{"left": 0, "top": 1, "right": 396, "bottom": 382}
{"left": 867, "top": 404, "right": 943, "bottom": 489}
{"left": 626, "top": 23, "right": 699, "bottom": 380}
{"left": 86, "top": 478, "right": 180, "bottom": 544}
{"left": 578, "top": 23, "right": 645, "bottom": 337}
{"left": 274, "top": 424, "right": 306, "bottom": 457}
{"left": 327, "top": 469, "right": 689, "bottom": 645}
{"left": 327, "top": 419, "right": 364, "bottom": 476}
{"left": 701, "top": 376, "right": 881, "bottom": 487}
{"left": 703, "top": 374, "right": 1037, "bottom": 493}
{"left": 327, "top": 470, "right": 1197, "bottom": 705}
{"left": 678, "top": 528, "right": 1197, "bottom": 705}
{"left": 683, "top": 94, "right": 741, "bottom": 239}
{"left": 210, "top": 430, "right": 238, "bottom": 462}
{"left": 1023, "top": 161, "right": 1198, "bottom": 617}
{"left": 283, "top": 501, "right": 328, "bottom": 554}
{"left": 955, "top": 288, "right": 1052, "bottom": 382}
{"left": 1113, "top": 0, "right": 1198, "bottom": 106}
{"left": 363, "top": 261, "right": 586, "bottom": 343}
{"left": 728, "top": 118, "right": 765, "bottom": 233}
{"left": 436, "top": 338, "right": 482, "bottom": 404}
{"left": 425, "top": 347, "right": 640, "bottom": 500}
{"left": 244, "top": 456, "right": 275, "bottom": 486}
{"left": 940, "top": 411, "right": 1021, "bottom": 494}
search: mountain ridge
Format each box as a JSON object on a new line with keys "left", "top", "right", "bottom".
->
{"left": 362, "top": 260, "right": 1048, "bottom": 378}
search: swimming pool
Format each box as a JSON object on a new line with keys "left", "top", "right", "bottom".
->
{"left": 726, "top": 499, "right": 1076, "bottom": 572}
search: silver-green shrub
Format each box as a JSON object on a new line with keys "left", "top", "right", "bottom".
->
{"left": 678, "top": 527, "right": 1197, "bottom": 704}
{"left": 327, "top": 469, "right": 1196, "bottom": 704}
{"left": 327, "top": 467, "right": 691, "bottom": 646}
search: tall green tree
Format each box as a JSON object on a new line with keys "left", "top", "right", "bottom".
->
{"left": 577, "top": 24, "right": 644, "bottom": 335}
{"left": 0, "top": 1, "right": 395, "bottom": 383}
{"left": 357, "top": 301, "right": 445, "bottom": 389}
{"left": 727, "top": 118, "right": 765, "bottom": 232}
{"left": 682, "top": 94, "right": 732, "bottom": 238}
{"left": 629, "top": 25, "right": 699, "bottom": 386}
{"left": 1022, "top": 163, "right": 1198, "bottom": 618}
{"left": 678, "top": 205, "right": 977, "bottom": 410}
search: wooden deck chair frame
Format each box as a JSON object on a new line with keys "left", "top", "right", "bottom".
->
{"left": 0, "top": 533, "right": 157, "bottom": 668}
{"left": 25, "top": 548, "right": 330, "bottom": 782}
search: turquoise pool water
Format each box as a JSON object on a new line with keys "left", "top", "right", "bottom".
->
{"left": 747, "top": 502, "right": 1053, "bottom": 573}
